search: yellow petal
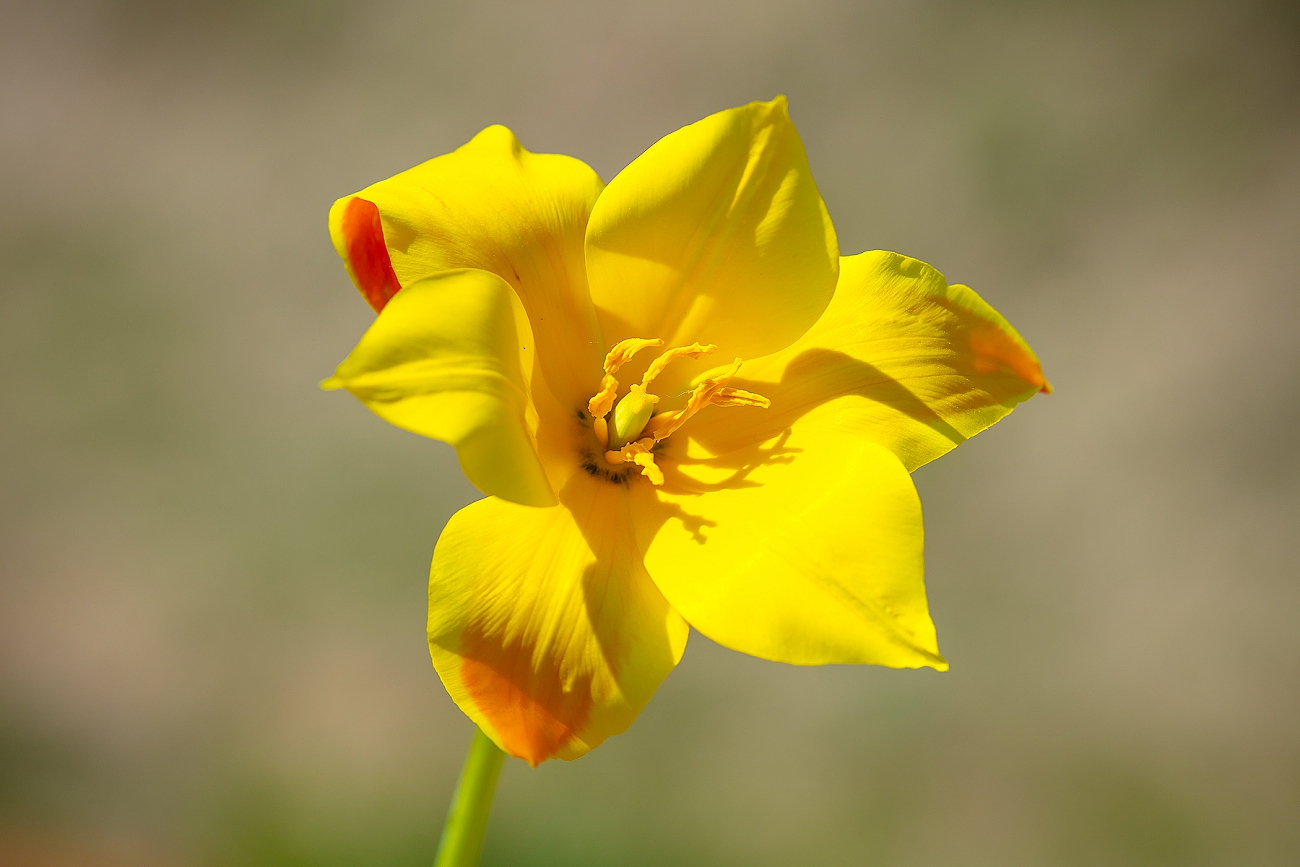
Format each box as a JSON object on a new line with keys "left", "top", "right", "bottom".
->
{"left": 684, "top": 250, "right": 1050, "bottom": 471}
{"left": 328, "top": 125, "right": 606, "bottom": 406}
{"left": 323, "top": 269, "right": 554, "bottom": 507}
{"left": 585, "top": 96, "right": 838, "bottom": 393}
{"left": 638, "top": 425, "right": 945, "bottom": 669}
{"left": 428, "top": 476, "right": 689, "bottom": 765}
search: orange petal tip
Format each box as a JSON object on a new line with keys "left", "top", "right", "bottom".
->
{"left": 340, "top": 196, "right": 402, "bottom": 312}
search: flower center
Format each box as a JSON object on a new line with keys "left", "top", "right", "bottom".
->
{"left": 584, "top": 338, "right": 770, "bottom": 486}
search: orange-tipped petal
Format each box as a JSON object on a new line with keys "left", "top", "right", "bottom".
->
{"left": 328, "top": 125, "right": 606, "bottom": 406}
{"left": 685, "top": 251, "right": 1049, "bottom": 470}
{"left": 429, "top": 480, "right": 688, "bottom": 765}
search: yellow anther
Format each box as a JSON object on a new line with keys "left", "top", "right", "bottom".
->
{"left": 644, "top": 358, "right": 744, "bottom": 442}
{"left": 593, "top": 416, "right": 609, "bottom": 448}
{"left": 588, "top": 337, "right": 664, "bottom": 419}
{"left": 604, "top": 438, "right": 664, "bottom": 485}
{"left": 640, "top": 342, "right": 716, "bottom": 389}
{"left": 604, "top": 337, "right": 664, "bottom": 374}
{"left": 630, "top": 450, "right": 664, "bottom": 485}
{"left": 587, "top": 372, "right": 620, "bottom": 418}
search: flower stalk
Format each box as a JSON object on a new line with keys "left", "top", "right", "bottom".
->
{"left": 433, "top": 728, "right": 505, "bottom": 867}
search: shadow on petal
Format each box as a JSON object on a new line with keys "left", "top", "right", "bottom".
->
{"left": 684, "top": 348, "right": 968, "bottom": 459}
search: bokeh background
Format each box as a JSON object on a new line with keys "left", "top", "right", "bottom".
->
{"left": 2, "top": 1, "right": 1298, "bottom": 864}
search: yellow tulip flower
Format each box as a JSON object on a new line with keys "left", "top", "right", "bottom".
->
{"left": 324, "top": 97, "right": 1049, "bottom": 767}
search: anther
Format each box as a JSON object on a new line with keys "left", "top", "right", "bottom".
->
{"left": 641, "top": 342, "right": 715, "bottom": 389}
{"left": 604, "top": 337, "right": 664, "bottom": 374}
{"left": 606, "top": 438, "right": 664, "bottom": 485}
{"left": 643, "top": 358, "right": 745, "bottom": 442}
{"left": 630, "top": 450, "right": 664, "bottom": 486}
{"left": 587, "top": 337, "right": 663, "bottom": 418}
{"left": 588, "top": 373, "right": 619, "bottom": 418}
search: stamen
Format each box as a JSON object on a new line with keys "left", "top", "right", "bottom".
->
{"left": 606, "top": 438, "right": 664, "bottom": 485}
{"left": 604, "top": 337, "right": 664, "bottom": 374}
{"left": 643, "top": 358, "right": 744, "bottom": 442}
{"left": 587, "top": 337, "right": 663, "bottom": 418}
{"left": 587, "top": 373, "right": 619, "bottom": 418}
{"left": 641, "top": 342, "right": 716, "bottom": 389}
{"left": 630, "top": 449, "right": 664, "bottom": 486}
{"left": 584, "top": 340, "right": 767, "bottom": 488}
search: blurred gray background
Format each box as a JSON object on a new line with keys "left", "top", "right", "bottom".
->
{"left": 1, "top": 1, "right": 1297, "bottom": 865}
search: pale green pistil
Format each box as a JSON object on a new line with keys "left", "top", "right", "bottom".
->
{"left": 609, "top": 384, "right": 659, "bottom": 448}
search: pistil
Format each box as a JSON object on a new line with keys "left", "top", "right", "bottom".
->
{"left": 609, "top": 384, "right": 659, "bottom": 448}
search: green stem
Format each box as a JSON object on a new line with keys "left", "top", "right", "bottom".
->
{"left": 433, "top": 728, "right": 506, "bottom": 867}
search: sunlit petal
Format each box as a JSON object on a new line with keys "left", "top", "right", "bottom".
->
{"left": 684, "top": 250, "right": 1049, "bottom": 470}
{"left": 586, "top": 96, "right": 838, "bottom": 394}
{"left": 329, "top": 125, "right": 606, "bottom": 406}
{"left": 323, "top": 269, "right": 554, "bottom": 507}
{"left": 639, "top": 425, "right": 944, "bottom": 669}
{"left": 429, "top": 477, "right": 689, "bottom": 765}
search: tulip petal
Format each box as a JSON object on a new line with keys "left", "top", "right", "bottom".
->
{"left": 585, "top": 96, "right": 838, "bottom": 390}
{"left": 640, "top": 425, "right": 944, "bottom": 669}
{"left": 684, "top": 250, "right": 1049, "bottom": 471}
{"left": 323, "top": 269, "right": 554, "bottom": 507}
{"left": 429, "top": 477, "right": 689, "bottom": 766}
{"left": 329, "top": 126, "right": 606, "bottom": 407}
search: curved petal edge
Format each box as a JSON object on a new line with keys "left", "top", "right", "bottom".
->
{"left": 642, "top": 425, "right": 946, "bottom": 670}
{"left": 586, "top": 96, "right": 839, "bottom": 392}
{"left": 323, "top": 268, "right": 555, "bottom": 507}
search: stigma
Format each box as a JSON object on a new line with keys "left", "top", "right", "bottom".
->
{"left": 585, "top": 337, "right": 770, "bottom": 485}
{"left": 609, "top": 384, "right": 658, "bottom": 448}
